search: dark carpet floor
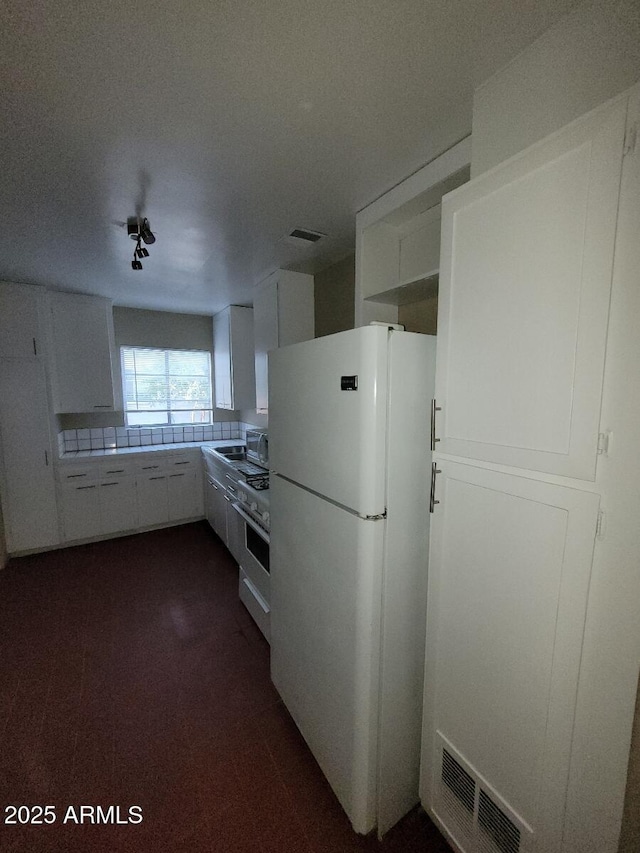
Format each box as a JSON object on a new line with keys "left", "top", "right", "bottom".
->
{"left": 0, "top": 521, "right": 449, "bottom": 852}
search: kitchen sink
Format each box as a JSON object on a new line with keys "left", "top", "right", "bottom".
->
{"left": 213, "top": 445, "right": 246, "bottom": 461}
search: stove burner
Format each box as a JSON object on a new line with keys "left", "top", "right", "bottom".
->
{"left": 245, "top": 473, "right": 269, "bottom": 490}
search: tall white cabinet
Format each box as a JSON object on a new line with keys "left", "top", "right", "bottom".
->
{"left": 213, "top": 305, "right": 255, "bottom": 410}
{"left": 421, "top": 89, "right": 640, "bottom": 853}
{"left": 0, "top": 283, "right": 59, "bottom": 552}
{"left": 253, "top": 269, "right": 314, "bottom": 413}
{"left": 48, "top": 291, "right": 119, "bottom": 413}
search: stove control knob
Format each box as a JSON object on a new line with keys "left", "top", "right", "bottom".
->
{"left": 262, "top": 511, "right": 270, "bottom": 525}
{"left": 250, "top": 501, "right": 258, "bottom": 512}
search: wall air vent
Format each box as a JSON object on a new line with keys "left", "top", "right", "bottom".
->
{"left": 442, "top": 748, "right": 475, "bottom": 813}
{"left": 432, "top": 733, "right": 534, "bottom": 853}
{"left": 477, "top": 790, "right": 521, "bottom": 853}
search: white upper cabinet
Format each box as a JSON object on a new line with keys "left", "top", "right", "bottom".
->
{"left": 213, "top": 305, "right": 255, "bottom": 410}
{"left": 435, "top": 96, "right": 627, "bottom": 480}
{"left": 48, "top": 291, "right": 119, "bottom": 413}
{"left": 354, "top": 139, "right": 472, "bottom": 329}
{"left": 253, "top": 269, "right": 314, "bottom": 414}
{"left": 0, "top": 281, "right": 45, "bottom": 358}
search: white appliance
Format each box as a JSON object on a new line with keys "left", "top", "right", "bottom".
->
{"left": 234, "top": 472, "right": 271, "bottom": 642}
{"left": 268, "top": 324, "right": 436, "bottom": 837}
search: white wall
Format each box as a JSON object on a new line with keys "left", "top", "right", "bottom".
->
{"left": 472, "top": 0, "right": 640, "bottom": 176}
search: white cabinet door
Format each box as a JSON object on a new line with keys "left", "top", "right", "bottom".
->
{"left": 204, "top": 475, "right": 216, "bottom": 528}
{"left": 209, "top": 475, "right": 228, "bottom": 543}
{"left": 213, "top": 306, "right": 255, "bottom": 410}
{"left": 99, "top": 478, "right": 138, "bottom": 535}
{"left": 213, "top": 308, "right": 232, "bottom": 409}
{"left": 421, "top": 461, "right": 600, "bottom": 853}
{"left": 0, "top": 283, "right": 42, "bottom": 359}
{"left": 225, "top": 499, "right": 242, "bottom": 562}
{"left": 60, "top": 483, "right": 101, "bottom": 541}
{"left": 49, "top": 292, "right": 117, "bottom": 413}
{"left": 137, "top": 474, "right": 169, "bottom": 527}
{"left": 253, "top": 271, "right": 314, "bottom": 414}
{"left": 435, "top": 97, "right": 627, "bottom": 480}
{"left": 0, "top": 359, "right": 59, "bottom": 552}
{"left": 168, "top": 470, "right": 202, "bottom": 521}
{"left": 253, "top": 278, "right": 278, "bottom": 414}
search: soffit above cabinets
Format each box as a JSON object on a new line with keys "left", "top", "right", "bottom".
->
{"left": 0, "top": 0, "right": 577, "bottom": 315}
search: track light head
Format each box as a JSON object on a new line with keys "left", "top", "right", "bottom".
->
{"left": 127, "top": 216, "right": 141, "bottom": 240}
{"left": 140, "top": 218, "right": 156, "bottom": 244}
{"left": 126, "top": 213, "right": 155, "bottom": 269}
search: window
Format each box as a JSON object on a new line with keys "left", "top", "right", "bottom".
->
{"left": 121, "top": 346, "right": 212, "bottom": 427}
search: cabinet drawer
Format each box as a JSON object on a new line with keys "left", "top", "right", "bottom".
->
{"left": 100, "top": 459, "right": 136, "bottom": 479}
{"left": 166, "top": 455, "right": 197, "bottom": 472}
{"left": 135, "top": 458, "right": 167, "bottom": 474}
{"left": 58, "top": 465, "right": 99, "bottom": 484}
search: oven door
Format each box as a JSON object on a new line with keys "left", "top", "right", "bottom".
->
{"left": 232, "top": 503, "right": 270, "bottom": 600}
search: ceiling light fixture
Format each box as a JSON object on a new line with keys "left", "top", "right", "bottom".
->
{"left": 127, "top": 216, "right": 156, "bottom": 270}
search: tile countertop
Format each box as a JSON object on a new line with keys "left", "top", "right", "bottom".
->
{"left": 57, "top": 440, "right": 243, "bottom": 463}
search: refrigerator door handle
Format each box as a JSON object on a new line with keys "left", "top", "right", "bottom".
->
{"left": 429, "top": 462, "right": 441, "bottom": 513}
{"left": 430, "top": 399, "right": 442, "bottom": 451}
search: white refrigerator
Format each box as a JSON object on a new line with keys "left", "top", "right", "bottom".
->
{"left": 268, "top": 324, "right": 436, "bottom": 837}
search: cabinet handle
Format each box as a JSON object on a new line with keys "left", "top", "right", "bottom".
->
{"left": 101, "top": 482, "right": 119, "bottom": 487}
{"left": 430, "top": 399, "right": 442, "bottom": 451}
{"left": 149, "top": 476, "right": 166, "bottom": 481}
{"left": 77, "top": 485, "right": 97, "bottom": 490}
{"left": 223, "top": 495, "right": 230, "bottom": 502}
{"left": 67, "top": 473, "right": 87, "bottom": 479}
{"left": 93, "top": 405, "right": 111, "bottom": 409}
{"left": 142, "top": 465, "right": 159, "bottom": 470}
{"left": 429, "top": 462, "right": 441, "bottom": 513}
{"left": 44, "top": 450, "right": 49, "bottom": 466}
{"left": 169, "top": 473, "right": 185, "bottom": 478}
{"left": 174, "top": 461, "right": 190, "bottom": 466}
{"left": 105, "top": 469, "right": 125, "bottom": 474}
{"left": 32, "top": 337, "right": 37, "bottom": 356}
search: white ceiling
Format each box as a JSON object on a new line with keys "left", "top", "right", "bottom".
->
{"left": 0, "top": 0, "right": 577, "bottom": 315}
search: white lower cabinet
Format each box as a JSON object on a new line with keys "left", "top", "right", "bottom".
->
{"left": 99, "top": 478, "right": 137, "bottom": 535}
{"left": 168, "top": 470, "right": 202, "bottom": 521}
{"left": 57, "top": 449, "right": 204, "bottom": 543}
{"left": 0, "top": 357, "right": 60, "bottom": 552}
{"left": 60, "top": 483, "right": 102, "bottom": 541}
{"left": 137, "top": 473, "right": 169, "bottom": 528}
{"left": 206, "top": 474, "right": 228, "bottom": 543}
{"left": 226, "top": 501, "right": 243, "bottom": 563}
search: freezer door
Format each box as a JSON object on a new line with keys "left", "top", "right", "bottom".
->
{"left": 269, "top": 325, "right": 388, "bottom": 517}
{"left": 270, "top": 473, "right": 384, "bottom": 835}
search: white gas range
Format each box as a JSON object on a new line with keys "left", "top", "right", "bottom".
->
{"left": 233, "top": 431, "right": 271, "bottom": 641}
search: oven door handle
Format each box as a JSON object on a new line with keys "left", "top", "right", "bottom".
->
{"left": 232, "top": 502, "right": 270, "bottom": 545}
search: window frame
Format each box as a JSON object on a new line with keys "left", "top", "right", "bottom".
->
{"left": 120, "top": 345, "right": 213, "bottom": 428}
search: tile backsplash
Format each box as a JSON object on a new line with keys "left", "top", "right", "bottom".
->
{"left": 58, "top": 422, "right": 258, "bottom": 454}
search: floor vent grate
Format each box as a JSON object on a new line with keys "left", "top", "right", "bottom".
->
{"left": 432, "top": 733, "right": 533, "bottom": 853}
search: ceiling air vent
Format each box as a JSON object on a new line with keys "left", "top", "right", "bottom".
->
{"left": 283, "top": 228, "right": 326, "bottom": 247}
